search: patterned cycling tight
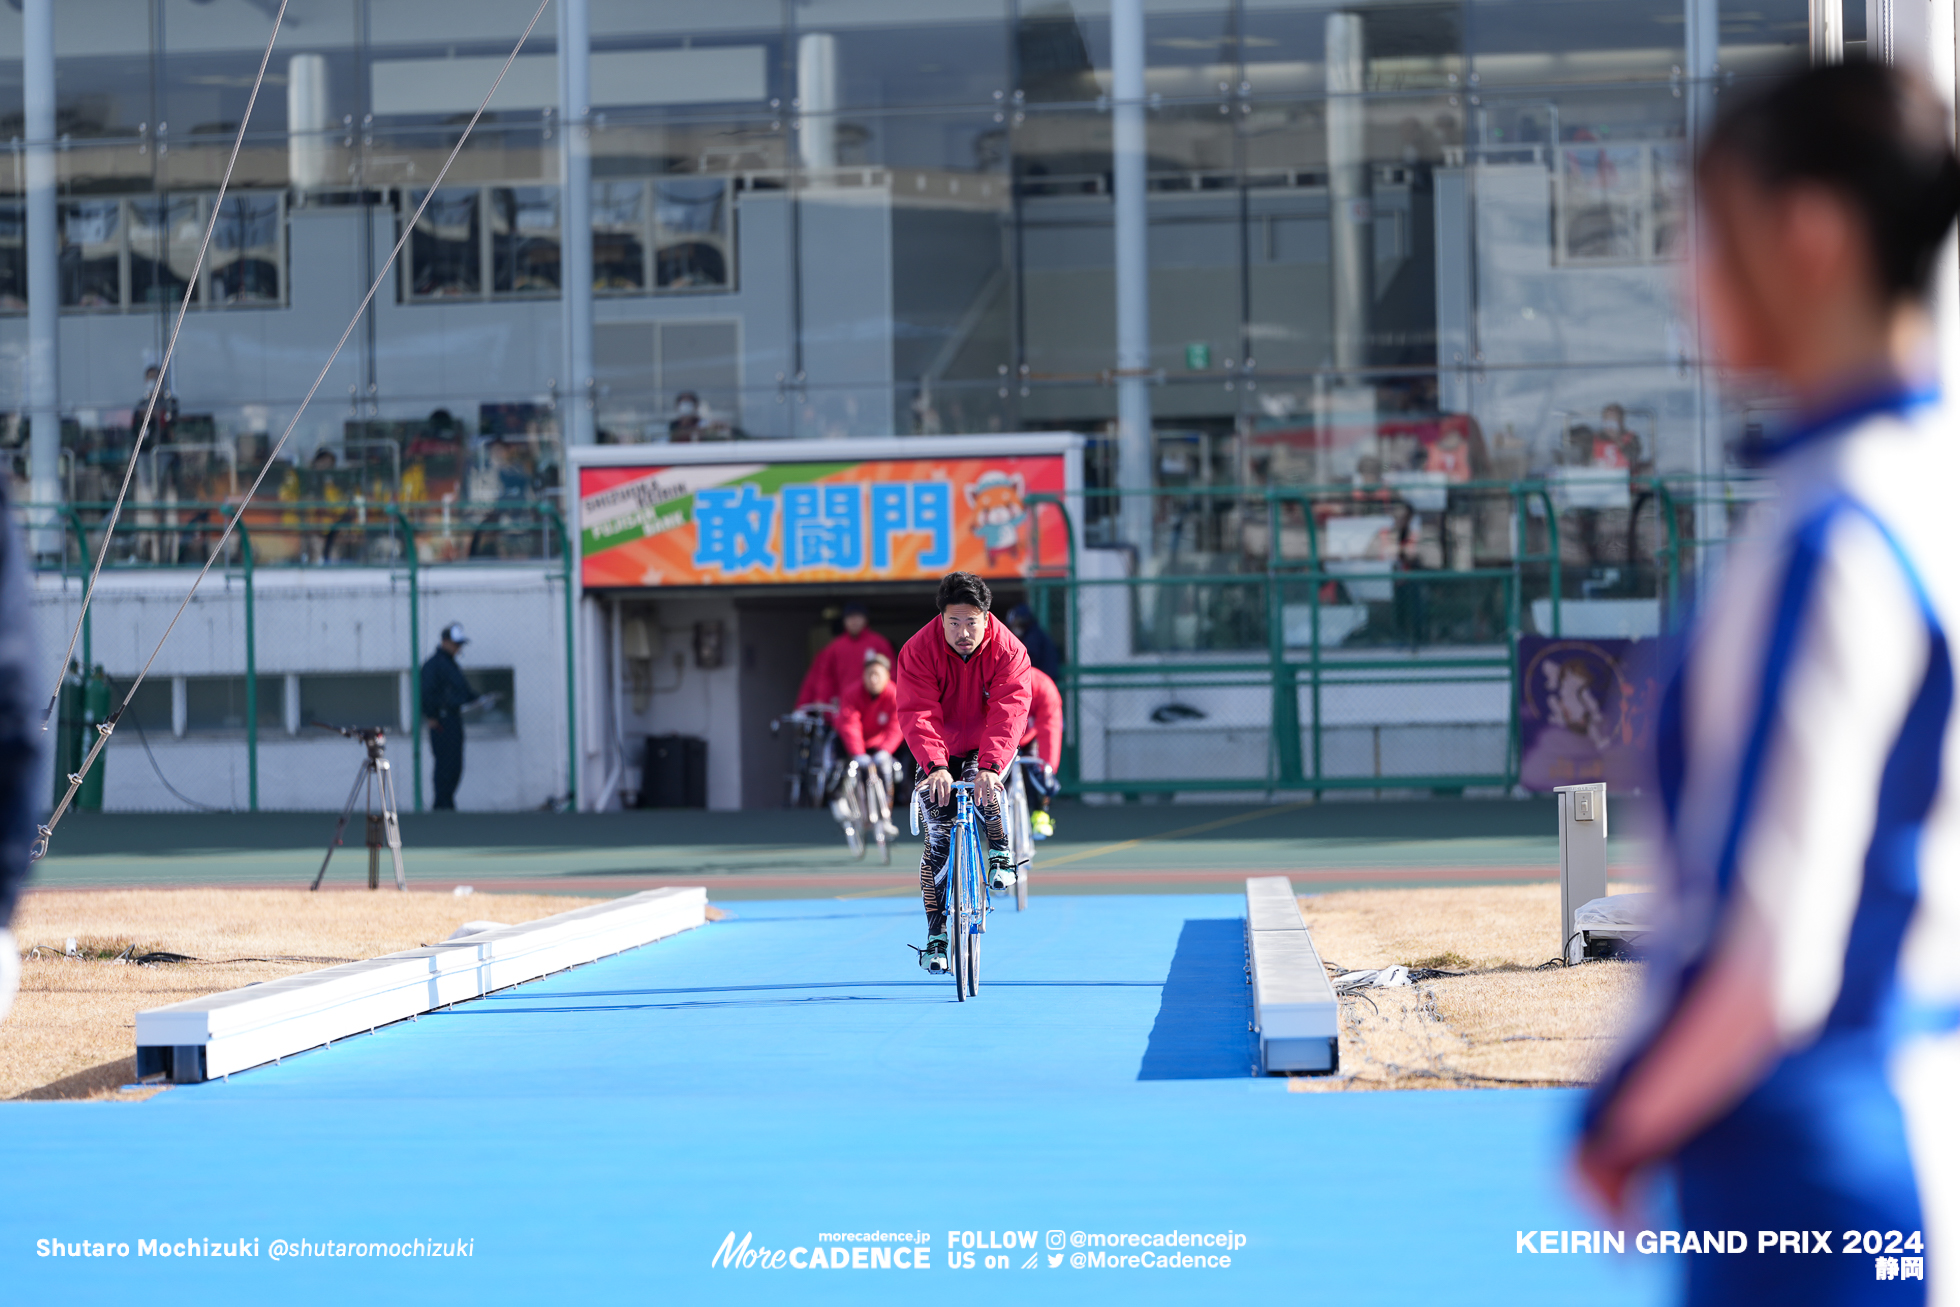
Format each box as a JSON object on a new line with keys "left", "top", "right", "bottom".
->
{"left": 917, "top": 752, "right": 1008, "bottom": 936}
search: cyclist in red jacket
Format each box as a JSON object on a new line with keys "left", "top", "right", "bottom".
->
{"left": 1018, "top": 666, "right": 1063, "bottom": 839}
{"left": 835, "top": 651, "right": 901, "bottom": 838}
{"left": 896, "top": 571, "right": 1033, "bottom": 973}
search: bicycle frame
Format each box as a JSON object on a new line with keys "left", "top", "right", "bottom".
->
{"left": 912, "top": 777, "right": 990, "bottom": 999}
{"left": 835, "top": 755, "right": 895, "bottom": 863}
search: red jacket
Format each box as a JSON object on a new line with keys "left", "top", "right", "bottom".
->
{"left": 836, "top": 678, "right": 901, "bottom": 756}
{"left": 896, "top": 612, "right": 1032, "bottom": 774}
{"left": 1018, "top": 667, "right": 1062, "bottom": 769}
{"left": 795, "top": 627, "right": 894, "bottom": 708}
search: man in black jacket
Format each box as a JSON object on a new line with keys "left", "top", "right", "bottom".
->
{"left": 420, "top": 622, "right": 480, "bottom": 810}
{"left": 0, "top": 484, "right": 42, "bottom": 1021}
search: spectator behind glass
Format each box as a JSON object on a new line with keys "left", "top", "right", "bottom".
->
{"left": 1596, "top": 404, "right": 1644, "bottom": 470}
{"left": 136, "top": 363, "right": 179, "bottom": 442}
{"left": 669, "top": 391, "right": 701, "bottom": 443}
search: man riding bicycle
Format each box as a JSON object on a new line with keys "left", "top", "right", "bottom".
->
{"left": 1018, "top": 666, "right": 1063, "bottom": 839}
{"left": 896, "top": 571, "right": 1032, "bottom": 974}
{"left": 835, "top": 651, "right": 901, "bottom": 839}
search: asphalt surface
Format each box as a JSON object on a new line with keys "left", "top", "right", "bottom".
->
{"left": 27, "top": 798, "right": 1654, "bottom": 898}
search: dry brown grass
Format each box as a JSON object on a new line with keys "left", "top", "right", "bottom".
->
{"left": 2, "top": 888, "right": 611, "bottom": 1102}
{"left": 1288, "top": 882, "right": 1647, "bottom": 1092}
{"left": 4, "top": 880, "right": 1633, "bottom": 1102}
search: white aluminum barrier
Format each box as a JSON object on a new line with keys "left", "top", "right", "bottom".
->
{"left": 135, "top": 887, "right": 707, "bottom": 1083}
{"left": 1245, "top": 876, "right": 1339, "bottom": 1074}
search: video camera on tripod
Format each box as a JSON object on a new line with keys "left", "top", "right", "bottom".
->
{"left": 309, "top": 721, "right": 406, "bottom": 891}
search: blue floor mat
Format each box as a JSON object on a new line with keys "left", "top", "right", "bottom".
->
{"left": 2, "top": 895, "right": 1673, "bottom": 1306}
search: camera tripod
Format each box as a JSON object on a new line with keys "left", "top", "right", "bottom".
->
{"left": 310, "top": 724, "right": 406, "bottom": 891}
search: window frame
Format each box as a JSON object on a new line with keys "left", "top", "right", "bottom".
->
{"left": 9, "top": 191, "right": 290, "bottom": 316}
{"left": 401, "top": 179, "right": 738, "bottom": 303}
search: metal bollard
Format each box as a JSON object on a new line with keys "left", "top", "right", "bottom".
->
{"left": 1555, "top": 782, "right": 1608, "bottom": 964}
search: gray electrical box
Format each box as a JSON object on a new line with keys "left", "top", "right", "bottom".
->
{"left": 1555, "top": 783, "right": 1608, "bottom": 964}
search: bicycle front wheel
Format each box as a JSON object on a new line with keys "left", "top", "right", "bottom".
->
{"left": 966, "top": 918, "right": 981, "bottom": 997}
{"left": 948, "top": 834, "right": 969, "bottom": 1002}
{"left": 961, "top": 829, "right": 982, "bottom": 997}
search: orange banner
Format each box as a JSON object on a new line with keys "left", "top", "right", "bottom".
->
{"left": 579, "top": 455, "right": 1067, "bottom": 588}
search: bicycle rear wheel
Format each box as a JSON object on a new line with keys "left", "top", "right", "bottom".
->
{"left": 1007, "top": 765, "right": 1032, "bottom": 912}
{"left": 863, "top": 771, "right": 891, "bottom": 865}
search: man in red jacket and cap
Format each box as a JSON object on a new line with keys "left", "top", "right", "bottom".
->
{"left": 1017, "top": 666, "right": 1064, "bottom": 839}
{"left": 794, "top": 602, "right": 893, "bottom": 711}
{"left": 896, "top": 571, "right": 1033, "bottom": 974}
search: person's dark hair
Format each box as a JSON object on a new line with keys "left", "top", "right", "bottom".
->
{"left": 1700, "top": 61, "right": 1960, "bottom": 300}
{"left": 936, "top": 571, "right": 992, "bottom": 613}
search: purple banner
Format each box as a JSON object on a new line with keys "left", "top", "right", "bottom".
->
{"left": 1517, "top": 636, "right": 1661, "bottom": 794}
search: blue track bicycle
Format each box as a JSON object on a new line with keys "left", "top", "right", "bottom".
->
{"left": 912, "top": 779, "right": 990, "bottom": 1000}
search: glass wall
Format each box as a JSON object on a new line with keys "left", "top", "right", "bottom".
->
{"left": 0, "top": 0, "right": 1803, "bottom": 579}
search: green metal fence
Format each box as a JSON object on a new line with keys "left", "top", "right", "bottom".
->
{"left": 26, "top": 501, "right": 576, "bottom": 813}
{"left": 24, "top": 471, "right": 1768, "bottom": 807}
{"left": 1028, "top": 476, "right": 1759, "bottom": 796}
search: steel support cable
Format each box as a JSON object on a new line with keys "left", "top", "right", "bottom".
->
{"left": 30, "top": 0, "right": 555, "bottom": 861}
{"left": 39, "top": 0, "right": 291, "bottom": 728}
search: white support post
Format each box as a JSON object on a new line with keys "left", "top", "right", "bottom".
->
{"left": 1111, "top": 0, "right": 1153, "bottom": 555}
{"left": 287, "top": 52, "right": 333, "bottom": 195}
{"left": 1326, "top": 12, "right": 1372, "bottom": 378}
{"left": 797, "top": 33, "right": 839, "bottom": 173}
{"left": 1685, "top": 0, "right": 1724, "bottom": 568}
{"left": 557, "top": 0, "right": 595, "bottom": 448}
{"left": 1811, "top": 0, "right": 1845, "bottom": 63}
{"left": 1869, "top": 0, "right": 1960, "bottom": 455}
{"left": 1555, "top": 783, "right": 1609, "bottom": 964}
{"left": 24, "top": 0, "right": 60, "bottom": 556}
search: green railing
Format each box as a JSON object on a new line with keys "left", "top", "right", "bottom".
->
{"left": 25, "top": 472, "right": 1761, "bottom": 806}
{"left": 1025, "top": 475, "right": 1748, "bottom": 796}
{"left": 27, "top": 501, "right": 575, "bottom": 813}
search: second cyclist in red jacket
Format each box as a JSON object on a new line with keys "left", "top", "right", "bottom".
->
{"left": 895, "top": 571, "right": 1033, "bottom": 974}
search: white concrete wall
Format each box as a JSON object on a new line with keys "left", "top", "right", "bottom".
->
{"left": 31, "top": 565, "right": 571, "bottom": 812}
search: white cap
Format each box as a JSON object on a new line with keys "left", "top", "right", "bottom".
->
{"left": 443, "top": 622, "right": 469, "bottom": 644}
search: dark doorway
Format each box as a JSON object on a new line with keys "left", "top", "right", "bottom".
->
{"left": 735, "top": 585, "right": 1038, "bottom": 808}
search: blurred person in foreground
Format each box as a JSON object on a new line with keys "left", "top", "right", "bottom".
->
{"left": 0, "top": 481, "right": 40, "bottom": 1023}
{"left": 1575, "top": 62, "right": 1960, "bottom": 1306}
